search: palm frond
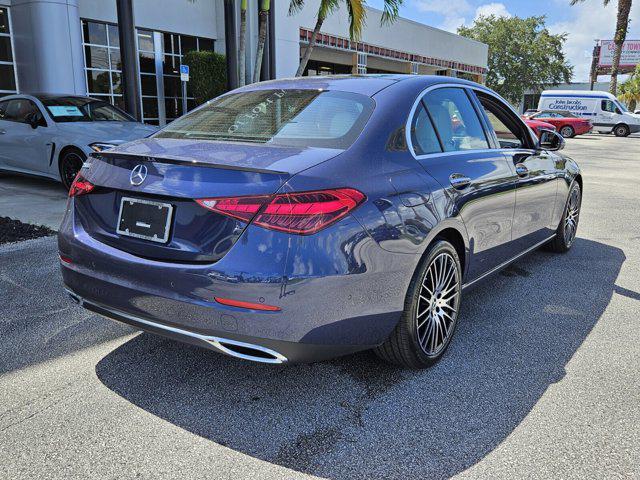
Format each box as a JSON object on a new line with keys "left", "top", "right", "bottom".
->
{"left": 380, "top": 0, "right": 403, "bottom": 25}
{"left": 289, "top": 0, "right": 305, "bottom": 15}
{"left": 346, "top": 0, "right": 367, "bottom": 40}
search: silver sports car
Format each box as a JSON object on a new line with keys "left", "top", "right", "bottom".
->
{"left": 0, "top": 94, "right": 157, "bottom": 189}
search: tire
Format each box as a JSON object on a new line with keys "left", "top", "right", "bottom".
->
{"left": 614, "top": 124, "right": 630, "bottom": 137}
{"left": 548, "top": 182, "right": 581, "bottom": 253}
{"left": 375, "top": 240, "right": 462, "bottom": 369}
{"left": 58, "top": 148, "right": 86, "bottom": 191}
{"left": 559, "top": 125, "right": 575, "bottom": 138}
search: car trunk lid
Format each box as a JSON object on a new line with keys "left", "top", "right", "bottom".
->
{"left": 75, "top": 139, "right": 342, "bottom": 263}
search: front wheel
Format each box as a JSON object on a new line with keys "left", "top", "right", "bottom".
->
{"left": 614, "top": 124, "right": 630, "bottom": 137}
{"left": 559, "top": 126, "right": 575, "bottom": 138}
{"left": 58, "top": 149, "right": 86, "bottom": 191}
{"left": 374, "top": 240, "right": 462, "bottom": 369}
{"left": 549, "top": 182, "right": 581, "bottom": 253}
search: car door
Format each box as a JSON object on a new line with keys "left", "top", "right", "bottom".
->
{"left": 0, "top": 98, "right": 52, "bottom": 175}
{"left": 472, "top": 90, "right": 560, "bottom": 252}
{"left": 411, "top": 86, "right": 517, "bottom": 282}
{"left": 595, "top": 99, "right": 618, "bottom": 133}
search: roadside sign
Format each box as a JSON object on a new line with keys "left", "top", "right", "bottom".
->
{"left": 180, "top": 64, "right": 189, "bottom": 82}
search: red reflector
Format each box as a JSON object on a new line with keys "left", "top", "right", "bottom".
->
{"left": 197, "top": 188, "right": 366, "bottom": 235}
{"left": 214, "top": 297, "right": 281, "bottom": 311}
{"left": 59, "top": 254, "right": 72, "bottom": 264}
{"left": 69, "top": 174, "right": 95, "bottom": 197}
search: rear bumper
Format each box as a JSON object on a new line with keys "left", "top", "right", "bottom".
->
{"left": 65, "top": 289, "right": 368, "bottom": 363}
{"left": 58, "top": 200, "right": 412, "bottom": 363}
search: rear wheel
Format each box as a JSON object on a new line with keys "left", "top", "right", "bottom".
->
{"left": 559, "top": 125, "right": 575, "bottom": 138}
{"left": 375, "top": 240, "right": 462, "bottom": 369}
{"left": 549, "top": 182, "right": 581, "bottom": 253}
{"left": 614, "top": 124, "right": 630, "bottom": 137}
{"left": 59, "top": 148, "right": 86, "bottom": 191}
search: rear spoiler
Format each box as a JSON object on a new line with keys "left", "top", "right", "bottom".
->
{"left": 97, "top": 151, "right": 288, "bottom": 176}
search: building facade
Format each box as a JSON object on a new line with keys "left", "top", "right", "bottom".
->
{"left": 0, "top": 0, "right": 488, "bottom": 125}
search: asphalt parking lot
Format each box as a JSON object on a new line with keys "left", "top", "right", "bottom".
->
{"left": 1, "top": 134, "right": 639, "bottom": 479}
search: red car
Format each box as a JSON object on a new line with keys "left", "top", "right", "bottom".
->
{"left": 523, "top": 118, "right": 556, "bottom": 139}
{"left": 524, "top": 110, "right": 592, "bottom": 138}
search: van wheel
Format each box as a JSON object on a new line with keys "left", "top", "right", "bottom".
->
{"left": 614, "top": 124, "right": 630, "bottom": 137}
{"left": 374, "top": 240, "right": 462, "bottom": 369}
{"left": 559, "top": 126, "right": 575, "bottom": 138}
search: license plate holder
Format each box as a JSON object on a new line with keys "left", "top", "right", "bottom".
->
{"left": 117, "top": 197, "right": 173, "bottom": 244}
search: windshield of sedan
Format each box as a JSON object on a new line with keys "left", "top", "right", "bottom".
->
{"left": 154, "top": 89, "right": 375, "bottom": 149}
{"left": 40, "top": 97, "right": 133, "bottom": 123}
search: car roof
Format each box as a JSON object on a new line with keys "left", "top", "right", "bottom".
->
{"left": 234, "top": 74, "right": 485, "bottom": 98}
{"left": 540, "top": 90, "right": 616, "bottom": 99}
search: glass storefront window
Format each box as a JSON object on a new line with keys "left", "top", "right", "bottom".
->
{"left": 81, "top": 20, "right": 122, "bottom": 108}
{"left": 81, "top": 19, "right": 214, "bottom": 126}
{"left": 0, "top": 7, "right": 17, "bottom": 95}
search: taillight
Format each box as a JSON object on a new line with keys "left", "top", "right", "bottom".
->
{"left": 69, "top": 174, "right": 95, "bottom": 197}
{"left": 196, "top": 188, "right": 366, "bottom": 235}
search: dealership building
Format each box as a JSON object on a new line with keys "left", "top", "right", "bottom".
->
{"left": 0, "top": 0, "right": 488, "bottom": 125}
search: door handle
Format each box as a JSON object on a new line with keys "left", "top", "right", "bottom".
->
{"left": 449, "top": 173, "right": 471, "bottom": 190}
{"left": 515, "top": 163, "right": 529, "bottom": 177}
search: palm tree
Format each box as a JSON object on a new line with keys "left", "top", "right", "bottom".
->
{"left": 290, "top": 0, "right": 404, "bottom": 77}
{"left": 571, "top": 0, "right": 633, "bottom": 95}
{"left": 619, "top": 65, "right": 640, "bottom": 110}
{"left": 238, "top": 0, "right": 248, "bottom": 86}
{"left": 253, "top": 0, "right": 271, "bottom": 83}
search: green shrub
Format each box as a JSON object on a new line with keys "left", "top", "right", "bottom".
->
{"left": 183, "top": 50, "right": 227, "bottom": 105}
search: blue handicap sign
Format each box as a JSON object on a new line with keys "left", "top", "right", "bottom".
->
{"left": 180, "top": 65, "right": 189, "bottom": 75}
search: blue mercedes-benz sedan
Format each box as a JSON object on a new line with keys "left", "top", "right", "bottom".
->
{"left": 58, "top": 75, "right": 582, "bottom": 368}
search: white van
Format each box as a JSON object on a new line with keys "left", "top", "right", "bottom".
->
{"left": 538, "top": 90, "right": 640, "bottom": 137}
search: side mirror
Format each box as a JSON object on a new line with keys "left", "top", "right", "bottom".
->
{"left": 538, "top": 129, "right": 565, "bottom": 151}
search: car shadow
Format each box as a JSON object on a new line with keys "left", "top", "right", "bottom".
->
{"left": 95, "top": 238, "right": 625, "bottom": 478}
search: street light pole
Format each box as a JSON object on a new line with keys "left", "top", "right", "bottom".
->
{"left": 116, "top": 0, "right": 141, "bottom": 121}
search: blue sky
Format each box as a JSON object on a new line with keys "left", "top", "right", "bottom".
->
{"left": 368, "top": 0, "right": 640, "bottom": 81}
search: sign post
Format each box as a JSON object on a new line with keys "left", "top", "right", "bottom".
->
{"left": 180, "top": 64, "right": 189, "bottom": 116}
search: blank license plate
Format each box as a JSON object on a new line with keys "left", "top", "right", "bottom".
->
{"left": 117, "top": 197, "right": 173, "bottom": 244}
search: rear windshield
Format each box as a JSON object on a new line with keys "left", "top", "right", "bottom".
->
{"left": 154, "top": 89, "right": 375, "bottom": 149}
{"left": 40, "top": 97, "right": 133, "bottom": 123}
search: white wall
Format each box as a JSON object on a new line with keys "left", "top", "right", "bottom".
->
{"left": 79, "top": 0, "right": 219, "bottom": 39}
{"left": 274, "top": 0, "right": 488, "bottom": 78}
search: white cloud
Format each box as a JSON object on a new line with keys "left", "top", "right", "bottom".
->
{"left": 413, "top": 0, "right": 472, "bottom": 31}
{"left": 413, "top": 1, "right": 511, "bottom": 32}
{"left": 474, "top": 2, "right": 511, "bottom": 21}
{"left": 548, "top": 0, "right": 640, "bottom": 82}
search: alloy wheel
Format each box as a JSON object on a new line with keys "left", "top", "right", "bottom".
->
{"left": 61, "top": 153, "right": 84, "bottom": 190}
{"left": 416, "top": 252, "right": 460, "bottom": 356}
{"left": 564, "top": 187, "right": 580, "bottom": 246}
{"left": 560, "top": 126, "right": 573, "bottom": 138}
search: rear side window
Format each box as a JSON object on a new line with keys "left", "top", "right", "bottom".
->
{"left": 156, "top": 89, "right": 375, "bottom": 149}
{"left": 410, "top": 103, "right": 441, "bottom": 155}
{"left": 2, "top": 99, "right": 41, "bottom": 124}
{"left": 422, "top": 88, "right": 488, "bottom": 152}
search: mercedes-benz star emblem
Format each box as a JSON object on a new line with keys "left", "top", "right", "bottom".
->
{"left": 130, "top": 164, "right": 148, "bottom": 186}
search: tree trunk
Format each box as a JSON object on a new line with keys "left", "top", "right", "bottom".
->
{"left": 238, "top": 4, "right": 247, "bottom": 87}
{"left": 296, "top": 16, "right": 324, "bottom": 77}
{"left": 253, "top": 9, "right": 269, "bottom": 83}
{"left": 609, "top": 0, "right": 632, "bottom": 95}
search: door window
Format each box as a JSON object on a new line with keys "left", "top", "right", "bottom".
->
{"left": 476, "top": 92, "right": 531, "bottom": 149}
{"left": 601, "top": 100, "right": 620, "bottom": 114}
{"left": 410, "top": 103, "right": 442, "bottom": 155}
{"left": 3, "top": 99, "right": 42, "bottom": 124}
{"left": 422, "top": 88, "right": 488, "bottom": 152}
